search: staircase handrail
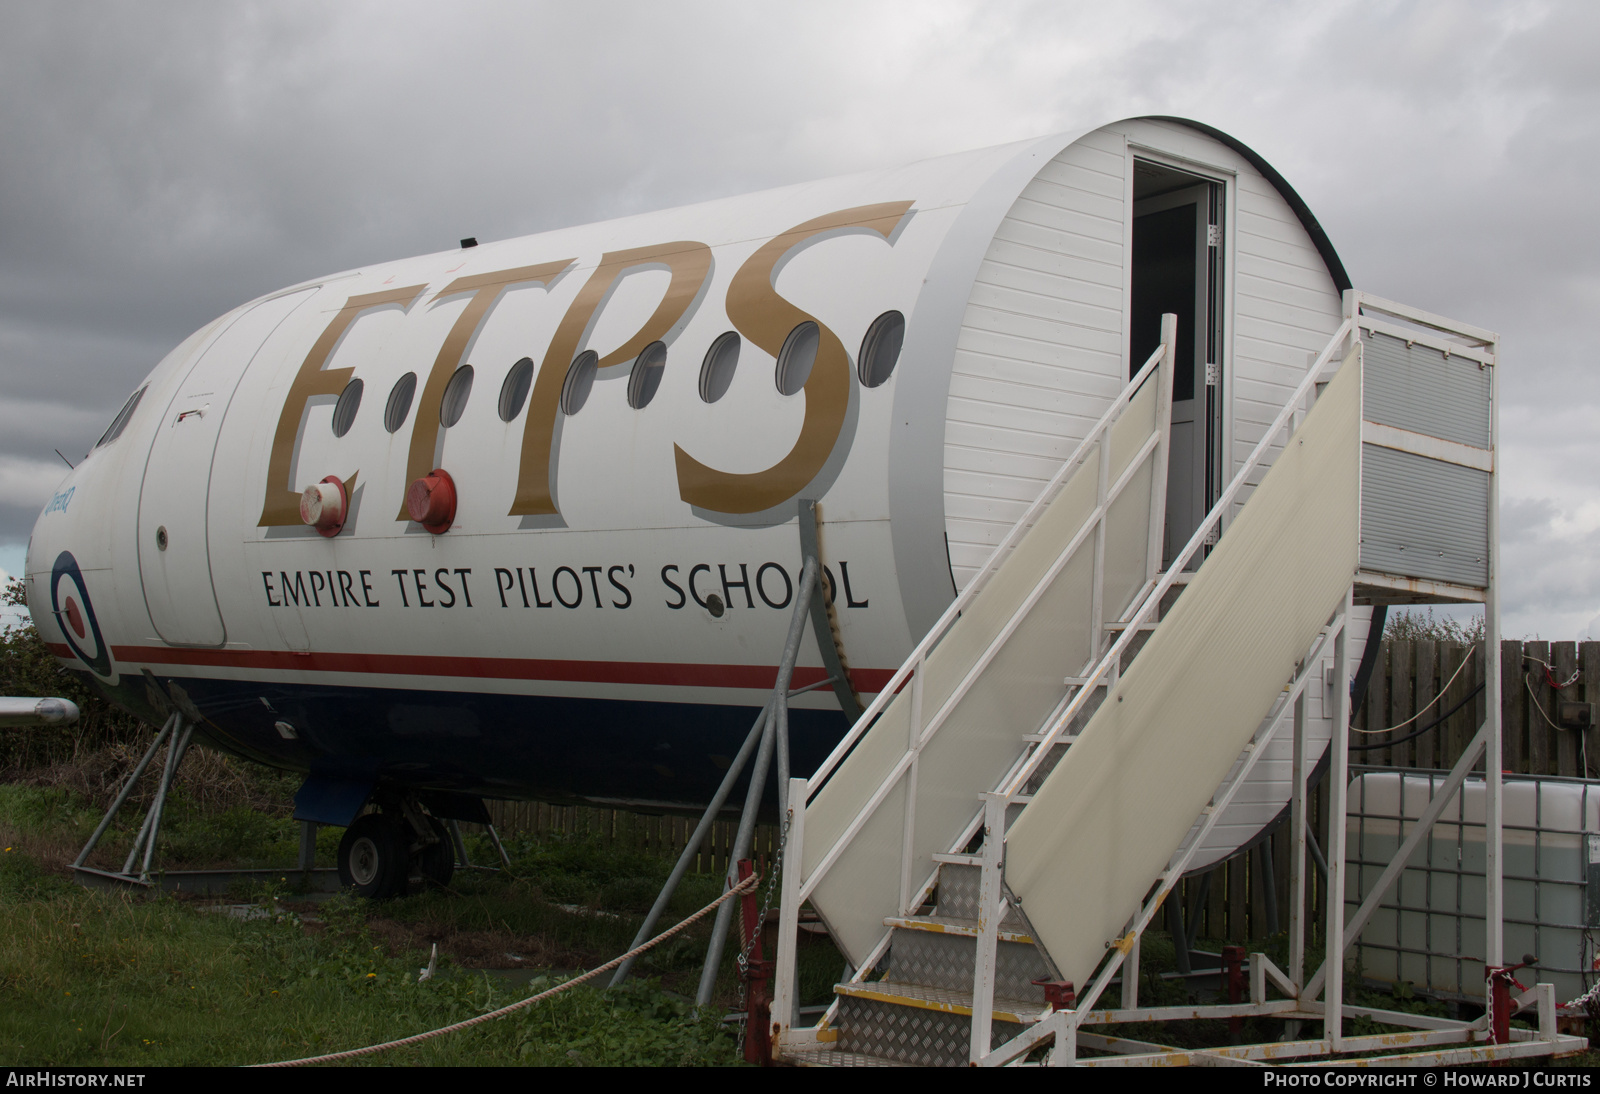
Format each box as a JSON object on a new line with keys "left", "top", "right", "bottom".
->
{"left": 803, "top": 340, "right": 1173, "bottom": 801}
{"left": 996, "top": 316, "right": 1354, "bottom": 802}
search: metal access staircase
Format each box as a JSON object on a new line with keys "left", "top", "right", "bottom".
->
{"left": 767, "top": 293, "right": 1571, "bottom": 1066}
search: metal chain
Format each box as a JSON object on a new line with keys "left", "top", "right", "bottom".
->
{"left": 734, "top": 813, "right": 790, "bottom": 1052}
{"left": 1559, "top": 977, "right": 1600, "bottom": 1012}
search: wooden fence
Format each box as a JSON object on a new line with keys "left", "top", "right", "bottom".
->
{"left": 1178, "top": 638, "right": 1600, "bottom": 945}
{"left": 485, "top": 640, "right": 1598, "bottom": 944}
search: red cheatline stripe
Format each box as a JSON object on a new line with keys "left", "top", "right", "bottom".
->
{"left": 96, "top": 643, "right": 893, "bottom": 693}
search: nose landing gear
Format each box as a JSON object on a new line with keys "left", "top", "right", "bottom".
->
{"left": 335, "top": 794, "right": 456, "bottom": 899}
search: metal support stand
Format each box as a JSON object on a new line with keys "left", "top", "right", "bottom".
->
{"left": 74, "top": 711, "right": 179, "bottom": 871}
{"left": 447, "top": 819, "right": 471, "bottom": 868}
{"left": 610, "top": 699, "right": 774, "bottom": 987}
{"left": 297, "top": 821, "right": 318, "bottom": 871}
{"left": 73, "top": 711, "right": 195, "bottom": 885}
{"left": 484, "top": 824, "right": 513, "bottom": 869}
{"left": 695, "top": 556, "right": 818, "bottom": 1006}
{"left": 615, "top": 505, "right": 844, "bottom": 997}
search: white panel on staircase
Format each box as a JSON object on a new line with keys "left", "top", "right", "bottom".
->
{"left": 1006, "top": 348, "right": 1362, "bottom": 988}
{"left": 806, "top": 373, "right": 1164, "bottom": 968}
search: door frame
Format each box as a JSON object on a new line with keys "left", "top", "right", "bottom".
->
{"left": 1123, "top": 142, "right": 1237, "bottom": 554}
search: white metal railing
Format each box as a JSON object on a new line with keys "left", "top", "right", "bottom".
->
{"left": 770, "top": 322, "right": 1177, "bottom": 1045}
{"left": 986, "top": 314, "right": 1349, "bottom": 807}
{"left": 775, "top": 312, "right": 1356, "bottom": 1056}
{"left": 961, "top": 316, "right": 1358, "bottom": 1061}
{"left": 797, "top": 340, "right": 1173, "bottom": 882}
{"left": 801, "top": 337, "right": 1174, "bottom": 801}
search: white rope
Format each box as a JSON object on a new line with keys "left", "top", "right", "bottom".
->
{"left": 253, "top": 872, "right": 760, "bottom": 1067}
{"left": 1351, "top": 646, "right": 1477, "bottom": 734}
{"left": 1526, "top": 672, "right": 1567, "bottom": 733}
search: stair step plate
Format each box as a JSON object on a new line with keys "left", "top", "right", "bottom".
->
{"left": 834, "top": 980, "right": 1047, "bottom": 1025}
{"left": 883, "top": 914, "right": 1034, "bottom": 945}
{"left": 833, "top": 982, "right": 1041, "bottom": 1067}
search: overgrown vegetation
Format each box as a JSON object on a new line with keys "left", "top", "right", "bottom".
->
{"left": 0, "top": 845, "right": 743, "bottom": 1066}
{"left": 1383, "top": 607, "right": 1486, "bottom": 644}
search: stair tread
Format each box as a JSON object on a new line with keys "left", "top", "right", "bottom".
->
{"left": 883, "top": 914, "right": 1035, "bottom": 944}
{"left": 834, "top": 979, "right": 1048, "bottom": 1023}
{"left": 783, "top": 1042, "right": 908, "bottom": 1068}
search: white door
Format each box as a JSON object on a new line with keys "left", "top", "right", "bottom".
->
{"left": 137, "top": 289, "right": 316, "bottom": 645}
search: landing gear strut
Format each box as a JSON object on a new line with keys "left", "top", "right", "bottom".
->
{"left": 335, "top": 791, "right": 455, "bottom": 899}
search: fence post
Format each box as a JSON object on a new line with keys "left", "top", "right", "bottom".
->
{"left": 1389, "top": 639, "right": 1413, "bottom": 768}
{"left": 1555, "top": 641, "right": 1579, "bottom": 777}
{"left": 1584, "top": 642, "right": 1600, "bottom": 778}
{"left": 1504, "top": 639, "right": 1525, "bottom": 772}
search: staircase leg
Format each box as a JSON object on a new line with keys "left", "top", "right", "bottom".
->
{"left": 771, "top": 776, "right": 808, "bottom": 1056}
{"left": 1289, "top": 689, "right": 1308, "bottom": 993}
{"left": 970, "top": 793, "right": 1005, "bottom": 1064}
{"left": 1323, "top": 595, "right": 1353, "bottom": 1051}
{"left": 1122, "top": 930, "right": 1140, "bottom": 1010}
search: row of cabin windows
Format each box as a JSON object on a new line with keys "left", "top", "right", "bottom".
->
{"left": 93, "top": 311, "right": 906, "bottom": 448}
{"left": 333, "top": 311, "right": 905, "bottom": 436}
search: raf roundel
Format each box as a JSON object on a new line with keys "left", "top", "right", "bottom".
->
{"left": 49, "top": 551, "right": 116, "bottom": 683}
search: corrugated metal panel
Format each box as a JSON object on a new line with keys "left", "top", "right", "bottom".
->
{"left": 942, "top": 130, "right": 1128, "bottom": 590}
{"left": 1362, "top": 330, "right": 1491, "bottom": 449}
{"left": 1360, "top": 443, "right": 1489, "bottom": 588}
{"left": 1007, "top": 350, "right": 1362, "bottom": 988}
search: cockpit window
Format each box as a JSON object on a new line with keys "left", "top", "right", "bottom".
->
{"left": 95, "top": 386, "right": 146, "bottom": 448}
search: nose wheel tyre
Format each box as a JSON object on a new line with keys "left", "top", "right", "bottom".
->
{"left": 338, "top": 813, "right": 409, "bottom": 899}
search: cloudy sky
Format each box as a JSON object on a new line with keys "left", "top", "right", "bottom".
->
{"left": 0, "top": 0, "right": 1595, "bottom": 638}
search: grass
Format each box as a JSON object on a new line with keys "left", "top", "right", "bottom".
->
{"left": 0, "top": 783, "right": 844, "bottom": 1067}
{"left": 4, "top": 766, "right": 1587, "bottom": 1067}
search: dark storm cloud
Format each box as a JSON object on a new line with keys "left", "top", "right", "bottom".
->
{"left": 1, "top": 0, "right": 1595, "bottom": 635}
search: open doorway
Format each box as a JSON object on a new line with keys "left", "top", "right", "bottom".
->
{"left": 1130, "top": 160, "right": 1223, "bottom": 569}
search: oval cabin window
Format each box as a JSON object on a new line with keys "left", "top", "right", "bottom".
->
{"left": 499, "top": 357, "right": 534, "bottom": 422}
{"left": 858, "top": 311, "right": 904, "bottom": 388}
{"left": 699, "top": 332, "right": 739, "bottom": 403}
{"left": 440, "top": 365, "right": 474, "bottom": 428}
{"left": 384, "top": 372, "right": 417, "bottom": 433}
{"left": 628, "top": 342, "right": 667, "bottom": 410}
{"left": 561, "top": 350, "right": 598, "bottom": 415}
{"left": 775, "top": 321, "right": 818, "bottom": 396}
{"left": 331, "top": 378, "right": 363, "bottom": 437}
